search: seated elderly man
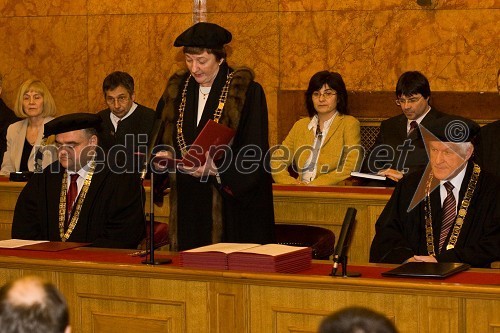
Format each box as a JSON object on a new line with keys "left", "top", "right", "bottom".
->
{"left": 370, "top": 115, "right": 500, "bottom": 267}
{"left": 12, "top": 113, "right": 144, "bottom": 248}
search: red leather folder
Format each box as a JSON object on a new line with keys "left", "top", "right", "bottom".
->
{"left": 153, "top": 120, "right": 235, "bottom": 168}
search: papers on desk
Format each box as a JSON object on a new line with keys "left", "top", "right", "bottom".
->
{"left": 0, "top": 239, "right": 90, "bottom": 251}
{"left": 180, "top": 243, "right": 312, "bottom": 273}
{"left": 350, "top": 171, "right": 387, "bottom": 181}
{"left": 0, "top": 239, "right": 49, "bottom": 248}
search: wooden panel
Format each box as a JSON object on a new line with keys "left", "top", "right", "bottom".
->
{"left": 0, "top": 253, "right": 498, "bottom": 333}
{"left": 466, "top": 299, "right": 500, "bottom": 333}
{"left": 91, "top": 312, "right": 172, "bottom": 333}
{"left": 210, "top": 282, "right": 249, "bottom": 333}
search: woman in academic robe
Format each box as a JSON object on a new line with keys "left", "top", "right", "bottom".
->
{"left": 155, "top": 22, "right": 275, "bottom": 251}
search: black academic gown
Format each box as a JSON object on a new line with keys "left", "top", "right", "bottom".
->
{"left": 12, "top": 160, "right": 145, "bottom": 249}
{"left": 97, "top": 104, "right": 156, "bottom": 173}
{"left": 370, "top": 162, "right": 500, "bottom": 267}
{"left": 475, "top": 120, "right": 500, "bottom": 180}
{"left": 362, "top": 108, "right": 447, "bottom": 186}
{"left": 0, "top": 98, "right": 19, "bottom": 160}
{"left": 168, "top": 63, "right": 275, "bottom": 250}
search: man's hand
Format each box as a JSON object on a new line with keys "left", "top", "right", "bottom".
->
{"left": 378, "top": 168, "right": 404, "bottom": 182}
{"left": 411, "top": 255, "right": 438, "bottom": 263}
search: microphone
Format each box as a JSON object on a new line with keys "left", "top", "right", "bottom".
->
{"left": 331, "top": 207, "right": 360, "bottom": 277}
{"left": 140, "top": 119, "right": 164, "bottom": 181}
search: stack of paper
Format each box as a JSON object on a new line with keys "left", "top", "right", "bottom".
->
{"left": 180, "top": 243, "right": 260, "bottom": 270}
{"left": 228, "top": 244, "right": 312, "bottom": 273}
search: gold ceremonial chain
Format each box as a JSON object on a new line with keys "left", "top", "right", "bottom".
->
{"left": 58, "top": 161, "right": 96, "bottom": 241}
{"left": 176, "top": 72, "right": 234, "bottom": 156}
{"left": 424, "top": 163, "right": 481, "bottom": 256}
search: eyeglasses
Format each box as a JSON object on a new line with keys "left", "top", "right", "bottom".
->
{"left": 395, "top": 95, "right": 423, "bottom": 106}
{"left": 106, "top": 96, "right": 129, "bottom": 105}
{"left": 312, "top": 90, "right": 337, "bottom": 99}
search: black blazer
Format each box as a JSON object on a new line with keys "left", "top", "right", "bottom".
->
{"left": 362, "top": 108, "right": 447, "bottom": 185}
{"left": 12, "top": 160, "right": 145, "bottom": 249}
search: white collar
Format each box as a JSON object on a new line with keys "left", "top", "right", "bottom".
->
{"left": 307, "top": 112, "right": 337, "bottom": 132}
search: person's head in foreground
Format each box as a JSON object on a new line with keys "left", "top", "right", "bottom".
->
{"left": 318, "top": 306, "right": 398, "bottom": 333}
{"left": 0, "top": 276, "right": 70, "bottom": 333}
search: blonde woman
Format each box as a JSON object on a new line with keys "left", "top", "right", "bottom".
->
{"left": 1, "top": 79, "right": 57, "bottom": 174}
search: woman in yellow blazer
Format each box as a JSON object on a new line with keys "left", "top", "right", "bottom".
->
{"left": 271, "top": 71, "right": 362, "bottom": 185}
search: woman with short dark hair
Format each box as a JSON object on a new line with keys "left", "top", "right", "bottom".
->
{"left": 271, "top": 71, "right": 362, "bottom": 185}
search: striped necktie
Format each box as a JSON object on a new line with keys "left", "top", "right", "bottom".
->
{"left": 439, "top": 181, "right": 456, "bottom": 252}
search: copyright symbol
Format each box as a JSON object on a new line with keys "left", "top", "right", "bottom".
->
{"left": 445, "top": 120, "right": 468, "bottom": 142}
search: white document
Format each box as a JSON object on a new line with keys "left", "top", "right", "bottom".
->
{"left": 0, "top": 239, "right": 49, "bottom": 249}
{"left": 350, "top": 171, "right": 387, "bottom": 181}
{"left": 182, "top": 243, "right": 260, "bottom": 254}
{"left": 233, "top": 244, "right": 308, "bottom": 256}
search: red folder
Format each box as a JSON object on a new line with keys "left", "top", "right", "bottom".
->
{"left": 153, "top": 120, "right": 235, "bottom": 168}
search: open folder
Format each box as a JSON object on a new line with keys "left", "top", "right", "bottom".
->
{"left": 153, "top": 119, "right": 235, "bottom": 168}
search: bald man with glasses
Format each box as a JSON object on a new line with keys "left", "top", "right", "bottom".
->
{"left": 362, "top": 71, "right": 447, "bottom": 186}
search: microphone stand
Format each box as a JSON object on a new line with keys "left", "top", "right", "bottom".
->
{"left": 141, "top": 119, "right": 171, "bottom": 265}
{"left": 141, "top": 172, "right": 171, "bottom": 265}
{"left": 330, "top": 255, "right": 360, "bottom": 277}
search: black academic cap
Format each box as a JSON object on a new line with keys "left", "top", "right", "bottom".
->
{"left": 174, "top": 22, "right": 232, "bottom": 49}
{"left": 424, "top": 115, "right": 480, "bottom": 143}
{"left": 44, "top": 113, "right": 102, "bottom": 137}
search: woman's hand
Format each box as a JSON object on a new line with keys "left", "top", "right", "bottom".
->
{"left": 179, "top": 151, "right": 218, "bottom": 178}
{"left": 152, "top": 150, "right": 173, "bottom": 171}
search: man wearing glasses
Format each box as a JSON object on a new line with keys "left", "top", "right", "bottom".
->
{"left": 97, "top": 71, "right": 156, "bottom": 174}
{"left": 362, "top": 71, "right": 446, "bottom": 185}
{"left": 12, "top": 113, "right": 144, "bottom": 248}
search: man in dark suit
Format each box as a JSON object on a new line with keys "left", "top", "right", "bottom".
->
{"left": 370, "top": 116, "right": 500, "bottom": 267}
{"left": 97, "top": 71, "right": 156, "bottom": 173}
{"left": 363, "top": 71, "right": 446, "bottom": 186}
{"left": 12, "top": 113, "right": 144, "bottom": 248}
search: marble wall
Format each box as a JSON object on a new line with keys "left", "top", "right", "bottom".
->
{"left": 0, "top": 0, "right": 498, "bottom": 144}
